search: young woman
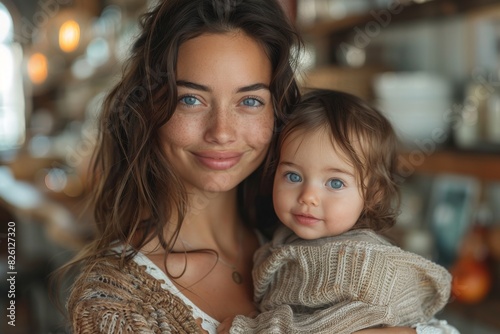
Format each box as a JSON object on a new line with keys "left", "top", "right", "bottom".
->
{"left": 62, "top": 1, "right": 453, "bottom": 333}
{"left": 65, "top": 0, "right": 300, "bottom": 332}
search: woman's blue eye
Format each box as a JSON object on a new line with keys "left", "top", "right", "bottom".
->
{"left": 285, "top": 172, "right": 302, "bottom": 183}
{"left": 241, "top": 98, "right": 262, "bottom": 107}
{"left": 327, "top": 179, "right": 344, "bottom": 189}
{"left": 180, "top": 96, "right": 201, "bottom": 106}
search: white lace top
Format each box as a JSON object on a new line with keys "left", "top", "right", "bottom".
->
{"left": 132, "top": 250, "right": 220, "bottom": 333}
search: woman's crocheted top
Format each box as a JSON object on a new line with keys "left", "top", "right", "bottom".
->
{"left": 67, "top": 254, "right": 203, "bottom": 334}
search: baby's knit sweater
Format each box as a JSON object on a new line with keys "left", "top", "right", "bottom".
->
{"left": 230, "top": 227, "right": 452, "bottom": 334}
{"left": 67, "top": 256, "right": 201, "bottom": 333}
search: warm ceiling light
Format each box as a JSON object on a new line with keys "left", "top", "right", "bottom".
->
{"left": 27, "top": 52, "right": 48, "bottom": 84}
{"left": 59, "top": 20, "right": 80, "bottom": 53}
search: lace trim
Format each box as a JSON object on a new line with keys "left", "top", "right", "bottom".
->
{"left": 111, "top": 230, "right": 266, "bottom": 334}
{"left": 413, "top": 318, "right": 460, "bottom": 334}
{"left": 113, "top": 245, "right": 219, "bottom": 333}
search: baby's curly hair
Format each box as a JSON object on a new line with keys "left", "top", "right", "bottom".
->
{"left": 275, "top": 88, "right": 401, "bottom": 232}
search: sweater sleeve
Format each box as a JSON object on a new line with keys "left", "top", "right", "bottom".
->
{"left": 70, "top": 298, "right": 157, "bottom": 334}
{"left": 229, "top": 310, "right": 461, "bottom": 334}
{"left": 67, "top": 259, "right": 201, "bottom": 334}
{"left": 229, "top": 301, "right": 395, "bottom": 334}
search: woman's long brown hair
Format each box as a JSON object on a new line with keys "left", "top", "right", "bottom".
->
{"left": 53, "top": 0, "right": 302, "bottom": 309}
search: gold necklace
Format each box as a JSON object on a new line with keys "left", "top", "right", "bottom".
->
{"left": 180, "top": 231, "right": 244, "bottom": 285}
{"left": 217, "top": 251, "right": 243, "bottom": 284}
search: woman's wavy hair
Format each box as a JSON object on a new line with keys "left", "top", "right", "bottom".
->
{"left": 61, "top": 0, "right": 301, "bottom": 270}
{"left": 275, "top": 89, "right": 401, "bottom": 232}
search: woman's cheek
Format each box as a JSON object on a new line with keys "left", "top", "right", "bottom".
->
{"left": 255, "top": 113, "right": 275, "bottom": 147}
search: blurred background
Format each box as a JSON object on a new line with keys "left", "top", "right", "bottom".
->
{"left": 0, "top": 0, "right": 499, "bottom": 333}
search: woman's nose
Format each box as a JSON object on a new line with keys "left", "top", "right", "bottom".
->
{"left": 204, "top": 105, "right": 236, "bottom": 144}
{"left": 298, "top": 184, "right": 319, "bottom": 207}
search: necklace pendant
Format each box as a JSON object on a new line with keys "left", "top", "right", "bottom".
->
{"left": 232, "top": 271, "right": 243, "bottom": 284}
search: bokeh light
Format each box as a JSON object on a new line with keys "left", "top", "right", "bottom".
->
{"left": 59, "top": 20, "right": 81, "bottom": 53}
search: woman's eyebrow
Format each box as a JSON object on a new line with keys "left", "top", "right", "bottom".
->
{"left": 176, "top": 80, "right": 210, "bottom": 92}
{"left": 237, "top": 83, "right": 270, "bottom": 93}
{"left": 176, "top": 81, "right": 269, "bottom": 93}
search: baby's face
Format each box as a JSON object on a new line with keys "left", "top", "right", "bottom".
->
{"left": 273, "top": 129, "right": 364, "bottom": 240}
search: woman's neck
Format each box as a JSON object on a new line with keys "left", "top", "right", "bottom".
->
{"left": 140, "top": 187, "right": 242, "bottom": 255}
{"left": 179, "top": 187, "right": 241, "bottom": 250}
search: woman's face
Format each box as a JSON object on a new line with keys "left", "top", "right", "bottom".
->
{"left": 160, "top": 32, "right": 274, "bottom": 195}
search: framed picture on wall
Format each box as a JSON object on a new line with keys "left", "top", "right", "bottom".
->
{"left": 426, "top": 174, "right": 480, "bottom": 267}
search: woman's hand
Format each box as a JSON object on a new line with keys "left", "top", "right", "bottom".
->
{"left": 217, "top": 317, "right": 235, "bottom": 334}
{"left": 353, "top": 327, "right": 417, "bottom": 334}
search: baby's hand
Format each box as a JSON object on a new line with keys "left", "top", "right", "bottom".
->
{"left": 217, "top": 317, "right": 235, "bottom": 334}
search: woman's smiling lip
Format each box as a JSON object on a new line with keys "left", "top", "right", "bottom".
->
{"left": 193, "top": 151, "right": 243, "bottom": 170}
{"left": 293, "top": 213, "right": 321, "bottom": 226}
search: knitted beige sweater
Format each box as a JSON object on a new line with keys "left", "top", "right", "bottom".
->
{"left": 67, "top": 256, "right": 201, "bottom": 333}
{"left": 230, "top": 227, "right": 452, "bottom": 334}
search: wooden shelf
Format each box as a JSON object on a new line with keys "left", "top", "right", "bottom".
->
{"left": 299, "top": 0, "right": 500, "bottom": 37}
{"left": 400, "top": 150, "right": 500, "bottom": 181}
{"left": 300, "top": 12, "right": 374, "bottom": 36}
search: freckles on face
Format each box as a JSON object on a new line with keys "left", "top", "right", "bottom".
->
{"left": 160, "top": 32, "right": 274, "bottom": 194}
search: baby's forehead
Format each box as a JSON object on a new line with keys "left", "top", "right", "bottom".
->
{"left": 280, "top": 126, "right": 368, "bottom": 172}
{"left": 281, "top": 125, "right": 363, "bottom": 152}
{"left": 280, "top": 128, "right": 348, "bottom": 159}
{"left": 280, "top": 126, "right": 328, "bottom": 150}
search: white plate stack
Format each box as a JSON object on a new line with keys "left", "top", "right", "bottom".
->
{"left": 373, "top": 72, "right": 453, "bottom": 149}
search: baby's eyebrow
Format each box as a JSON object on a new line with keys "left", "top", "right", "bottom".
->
{"left": 325, "top": 167, "right": 354, "bottom": 177}
{"left": 278, "top": 161, "right": 298, "bottom": 168}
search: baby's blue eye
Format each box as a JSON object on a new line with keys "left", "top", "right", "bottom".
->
{"left": 180, "top": 96, "right": 201, "bottom": 106}
{"left": 241, "top": 98, "right": 262, "bottom": 107}
{"left": 285, "top": 172, "right": 302, "bottom": 183}
{"left": 327, "top": 179, "right": 344, "bottom": 189}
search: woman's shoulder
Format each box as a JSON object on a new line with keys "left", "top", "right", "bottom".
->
{"left": 69, "top": 255, "right": 146, "bottom": 298}
{"left": 67, "top": 256, "right": 158, "bottom": 315}
{"left": 67, "top": 254, "right": 200, "bottom": 333}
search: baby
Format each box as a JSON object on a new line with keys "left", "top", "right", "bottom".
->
{"left": 221, "top": 89, "right": 454, "bottom": 334}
